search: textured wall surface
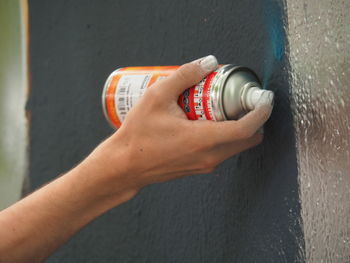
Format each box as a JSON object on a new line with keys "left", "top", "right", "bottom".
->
{"left": 28, "top": 0, "right": 303, "bottom": 262}
{"left": 286, "top": 0, "right": 350, "bottom": 262}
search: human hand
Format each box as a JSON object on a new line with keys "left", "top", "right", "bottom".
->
{"left": 85, "top": 55, "right": 274, "bottom": 196}
{"left": 0, "top": 56, "right": 273, "bottom": 262}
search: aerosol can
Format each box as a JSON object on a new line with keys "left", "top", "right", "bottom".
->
{"left": 102, "top": 64, "right": 271, "bottom": 128}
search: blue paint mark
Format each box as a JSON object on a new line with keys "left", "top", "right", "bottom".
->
{"left": 263, "top": 0, "right": 286, "bottom": 89}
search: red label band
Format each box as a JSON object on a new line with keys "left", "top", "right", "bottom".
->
{"left": 178, "top": 71, "right": 217, "bottom": 121}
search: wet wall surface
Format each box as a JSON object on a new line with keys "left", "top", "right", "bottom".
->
{"left": 287, "top": 0, "right": 350, "bottom": 262}
{"left": 28, "top": 0, "right": 303, "bottom": 262}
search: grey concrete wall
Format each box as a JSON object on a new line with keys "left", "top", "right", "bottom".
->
{"left": 28, "top": 0, "right": 303, "bottom": 262}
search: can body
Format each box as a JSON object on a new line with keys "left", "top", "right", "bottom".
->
{"left": 102, "top": 65, "right": 262, "bottom": 129}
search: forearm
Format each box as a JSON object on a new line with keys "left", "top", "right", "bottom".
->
{"left": 0, "top": 148, "right": 136, "bottom": 263}
{"left": 0, "top": 55, "right": 273, "bottom": 262}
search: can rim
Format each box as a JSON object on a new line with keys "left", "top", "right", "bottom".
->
{"left": 211, "top": 65, "right": 250, "bottom": 121}
{"left": 220, "top": 65, "right": 261, "bottom": 120}
{"left": 239, "top": 81, "right": 261, "bottom": 112}
{"left": 101, "top": 68, "right": 122, "bottom": 129}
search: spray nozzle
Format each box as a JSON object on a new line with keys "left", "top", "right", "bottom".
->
{"left": 245, "top": 87, "right": 274, "bottom": 110}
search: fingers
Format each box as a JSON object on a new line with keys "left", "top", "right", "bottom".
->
{"left": 230, "top": 89, "right": 273, "bottom": 139}
{"left": 209, "top": 133, "right": 263, "bottom": 163}
{"left": 233, "top": 103, "right": 273, "bottom": 139}
{"left": 153, "top": 55, "right": 218, "bottom": 100}
{"left": 178, "top": 133, "right": 263, "bottom": 177}
{"left": 193, "top": 102, "right": 273, "bottom": 146}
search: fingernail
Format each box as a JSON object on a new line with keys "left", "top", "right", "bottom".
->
{"left": 198, "top": 55, "right": 218, "bottom": 73}
{"left": 255, "top": 90, "right": 274, "bottom": 108}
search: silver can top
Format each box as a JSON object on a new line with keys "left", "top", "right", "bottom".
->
{"left": 220, "top": 66, "right": 265, "bottom": 120}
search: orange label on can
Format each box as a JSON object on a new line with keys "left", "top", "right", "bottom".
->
{"left": 103, "top": 66, "right": 216, "bottom": 128}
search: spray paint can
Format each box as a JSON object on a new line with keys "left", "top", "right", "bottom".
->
{"left": 102, "top": 65, "right": 268, "bottom": 129}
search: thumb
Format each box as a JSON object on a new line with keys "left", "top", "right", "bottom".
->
{"left": 193, "top": 92, "right": 274, "bottom": 145}
{"left": 156, "top": 55, "right": 219, "bottom": 100}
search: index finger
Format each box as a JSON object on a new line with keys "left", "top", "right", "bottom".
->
{"left": 151, "top": 55, "right": 218, "bottom": 100}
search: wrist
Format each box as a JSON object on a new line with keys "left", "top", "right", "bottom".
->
{"left": 59, "top": 164, "right": 137, "bottom": 227}
{"left": 72, "top": 134, "right": 140, "bottom": 211}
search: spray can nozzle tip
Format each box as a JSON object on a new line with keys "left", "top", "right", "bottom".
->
{"left": 246, "top": 88, "right": 274, "bottom": 110}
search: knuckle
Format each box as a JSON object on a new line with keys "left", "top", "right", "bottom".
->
{"left": 233, "top": 123, "right": 251, "bottom": 139}
{"left": 177, "top": 63, "right": 201, "bottom": 83}
{"left": 146, "top": 87, "right": 164, "bottom": 104}
{"left": 176, "top": 68, "right": 192, "bottom": 83}
{"left": 147, "top": 86, "right": 161, "bottom": 97}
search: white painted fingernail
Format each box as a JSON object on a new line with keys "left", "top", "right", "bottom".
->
{"left": 191, "top": 56, "right": 206, "bottom": 64}
{"left": 255, "top": 90, "right": 274, "bottom": 108}
{"left": 199, "top": 55, "right": 218, "bottom": 73}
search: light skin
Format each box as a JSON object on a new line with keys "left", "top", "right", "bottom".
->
{"left": 0, "top": 55, "right": 273, "bottom": 263}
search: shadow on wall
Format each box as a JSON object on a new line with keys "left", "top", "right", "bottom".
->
{"left": 27, "top": 0, "right": 304, "bottom": 262}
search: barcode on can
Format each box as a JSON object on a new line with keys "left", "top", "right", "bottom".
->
{"left": 115, "top": 74, "right": 151, "bottom": 122}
